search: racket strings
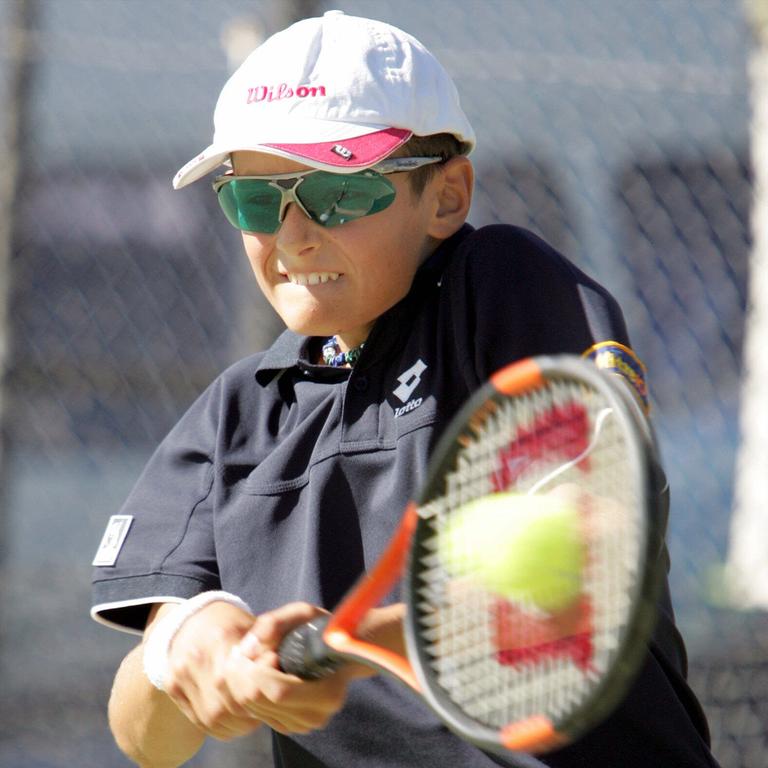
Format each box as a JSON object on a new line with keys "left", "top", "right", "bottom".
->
{"left": 415, "top": 379, "right": 644, "bottom": 730}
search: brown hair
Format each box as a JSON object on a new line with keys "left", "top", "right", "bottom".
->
{"left": 395, "top": 133, "right": 466, "bottom": 195}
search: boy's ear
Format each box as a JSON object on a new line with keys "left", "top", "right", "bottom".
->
{"left": 427, "top": 156, "right": 474, "bottom": 239}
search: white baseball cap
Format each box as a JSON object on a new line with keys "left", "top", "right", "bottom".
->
{"left": 173, "top": 10, "right": 475, "bottom": 189}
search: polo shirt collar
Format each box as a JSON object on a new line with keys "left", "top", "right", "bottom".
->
{"left": 255, "top": 331, "right": 312, "bottom": 385}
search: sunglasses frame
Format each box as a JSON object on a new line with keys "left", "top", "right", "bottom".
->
{"left": 212, "top": 156, "right": 445, "bottom": 233}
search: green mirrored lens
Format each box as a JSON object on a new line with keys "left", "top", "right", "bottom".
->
{"left": 298, "top": 172, "right": 396, "bottom": 227}
{"left": 217, "top": 180, "right": 283, "bottom": 233}
{"left": 215, "top": 170, "right": 397, "bottom": 233}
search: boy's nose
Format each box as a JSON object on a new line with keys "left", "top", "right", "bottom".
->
{"left": 275, "top": 202, "right": 322, "bottom": 257}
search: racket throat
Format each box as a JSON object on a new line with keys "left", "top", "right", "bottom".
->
{"left": 324, "top": 624, "right": 421, "bottom": 691}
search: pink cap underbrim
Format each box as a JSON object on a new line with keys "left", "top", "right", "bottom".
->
{"left": 262, "top": 127, "right": 412, "bottom": 170}
{"left": 173, "top": 127, "right": 413, "bottom": 189}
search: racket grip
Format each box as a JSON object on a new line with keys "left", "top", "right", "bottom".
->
{"left": 278, "top": 615, "right": 343, "bottom": 680}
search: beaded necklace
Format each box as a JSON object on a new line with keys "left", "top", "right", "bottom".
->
{"left": 322, "top": 336, "right": 365, "bottom": 367}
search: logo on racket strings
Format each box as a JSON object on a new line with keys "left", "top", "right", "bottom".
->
{"left": 492, "top": 401, "right": 590, "bottom": 491}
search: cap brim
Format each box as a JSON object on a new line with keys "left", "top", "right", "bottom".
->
{"left": 173, "top": 127, "right": 412, "bottom": 189}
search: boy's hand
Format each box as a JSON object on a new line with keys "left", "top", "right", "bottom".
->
{"left": 240, "top": 600, "right": 407, "bottom": 681}
{"left": 160, "top": 600, "right": 355, "bottom": 739}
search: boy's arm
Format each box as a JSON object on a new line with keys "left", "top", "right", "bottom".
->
{"left": 108, "top": 600, "right": 404, "bottom": 765}
{"left": 108, "top": 604, "right": 207, "bottom": 768}
{"left": 109, "top": 601, "right": 284, "bottom": 765}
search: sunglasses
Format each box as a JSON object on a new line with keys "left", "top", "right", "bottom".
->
{"left": 212, "top": 156, "right": 444, "bottom": 234}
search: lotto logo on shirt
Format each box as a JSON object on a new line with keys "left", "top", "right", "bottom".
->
{"left": 392, "top": 359, "right": 427, "bottom": 418}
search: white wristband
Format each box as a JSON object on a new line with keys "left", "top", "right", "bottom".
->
{"left": 143, "top": 591, "right": 252, "bottom": 691}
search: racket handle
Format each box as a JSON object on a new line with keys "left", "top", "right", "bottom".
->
{"left": 278, "top": 615, "right": 343, "bottom": 680}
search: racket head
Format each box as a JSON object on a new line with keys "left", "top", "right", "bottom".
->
{"left": 405, "top": 354, "right": 663, "bottom": 756}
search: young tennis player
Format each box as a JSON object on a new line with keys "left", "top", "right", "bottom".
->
{"left": 91, "top": 11, "right": 720, "bottom": 768}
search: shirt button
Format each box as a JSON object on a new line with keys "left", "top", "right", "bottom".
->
{"left": 353, "top": 376, "right": 369, "bottom": 392}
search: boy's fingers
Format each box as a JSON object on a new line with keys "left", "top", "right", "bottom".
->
{"left": 230, "top": 649, "right": 348, "bottom": 727}
{"left": 169, "top": 665, "right": 262, "bottom": 740}
{"left": 238, "top": 632, "right": 262, "bottom": 659}
{"left": 164, "top": 602, "right": 348, "bottom": 736}
{"left": 246, "top": 602, "right": 327, "bottom": 651}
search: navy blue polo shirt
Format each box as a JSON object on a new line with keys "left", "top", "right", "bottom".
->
{"left": 92, "top": 224, "right": 718, "bottom": 768}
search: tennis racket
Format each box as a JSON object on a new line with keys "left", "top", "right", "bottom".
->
{"left": 278, "top": 354, "right": 664, "bottom": 762}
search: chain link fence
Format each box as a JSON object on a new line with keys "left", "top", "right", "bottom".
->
{"left": 0, "top": 1, "right": 761, "bottom": 766}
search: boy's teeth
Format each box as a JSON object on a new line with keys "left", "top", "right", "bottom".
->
{"left": 288, "top": 272, "right": 340, "bottom": 285}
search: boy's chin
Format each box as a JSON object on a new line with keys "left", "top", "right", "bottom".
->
{"left": 281, "top": 317, "right": 338, "bottom": 339}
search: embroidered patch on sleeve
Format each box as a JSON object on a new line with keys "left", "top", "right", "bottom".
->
{"left": 92, "top": 515, "right": 134, "bottom": 566}
{"left": 582, "top": 341, "right": 650, "bottom": 414}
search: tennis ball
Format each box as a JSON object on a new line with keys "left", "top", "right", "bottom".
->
{"left": 439, "top": 492, "right": 585, "bottom": 613}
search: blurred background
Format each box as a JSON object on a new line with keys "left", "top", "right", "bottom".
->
{"left": 0, "top": 0, "right": 765, "bottom": 766}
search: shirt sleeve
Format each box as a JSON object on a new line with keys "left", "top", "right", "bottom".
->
{"left": 446, "top": 224, "right": 632, "bottom": 386}
{"left": 90, "top": 377, "right": 223, "bottom": 634}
